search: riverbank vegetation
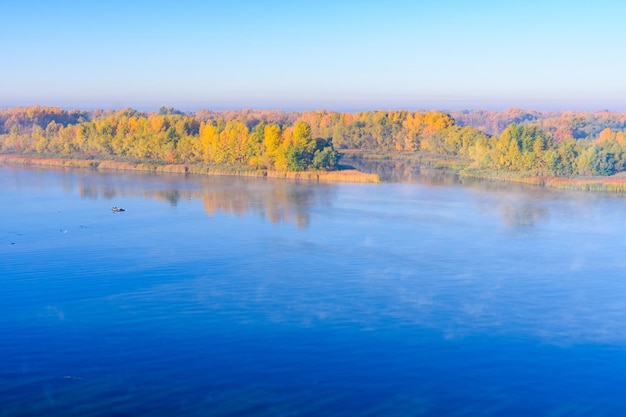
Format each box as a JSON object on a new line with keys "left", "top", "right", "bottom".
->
{"left": 0, "top": 107, "right": 341, "bottom": 174}
{"left": 2, "top": 106, "right": 626, "bottom": 189}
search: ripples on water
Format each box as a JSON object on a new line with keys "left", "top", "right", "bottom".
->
{"left": 2, "top": 164, "right": 626, "bottom": 416}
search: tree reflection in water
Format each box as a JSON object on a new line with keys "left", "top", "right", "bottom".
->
{"left": 72, "top": 172, "right": 331, "bottom": 229}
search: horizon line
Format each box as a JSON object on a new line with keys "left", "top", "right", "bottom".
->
{"left": 1, "top": 103, "right": 625, "bottom": 114}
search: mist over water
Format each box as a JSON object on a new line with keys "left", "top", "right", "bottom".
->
{"left": 2, "top": 164, "right": 626, "bottom": 416}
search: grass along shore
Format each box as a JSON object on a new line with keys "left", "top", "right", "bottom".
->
{"left": 344, "top": 150, "right": 626, "bottom": 193}
{"left": 7, "top": 152, "right": 626, "bottom": 192}
{"left": 0, "top": 154, "right": 380, "bottom": 183}
{"left": 460, "top": 168, "right": 626, "bottom": 193}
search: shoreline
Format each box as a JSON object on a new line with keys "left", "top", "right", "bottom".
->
{"left": 459, "top": 169, "right": 626, "bottom": 193}
{"left": 5, "top": 153, "right": 626, "bottom": 192}
{"left": 0, "top": 154, "right": 380, "bottom": 184}
{"left": 345, "top": 151, "right": 626, "bottom": 193}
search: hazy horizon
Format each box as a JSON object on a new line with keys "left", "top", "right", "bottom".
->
{"left": 2, "top": 101, "right": 624, "bottom": 114}
{"left": 2, "top": 0, "right": 625, "bottom": 112}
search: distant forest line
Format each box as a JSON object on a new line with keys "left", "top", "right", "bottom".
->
{"left": 2, "top": 106, "right": 626, "bottom": 177}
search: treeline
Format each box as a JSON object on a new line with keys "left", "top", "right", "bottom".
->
{"left": 0, "top": 108, "right": 340, "bottom": 171}
{"left": 0, "top": 106, "right": 89, "bottom": 134}
{"left": 194, "top": 109, "right": 490, "bottom": 155}
{"left": 0, "top": 107, "right": 483, "bottom": 171}
{"left": 3, "top": 106, "right": 626, "bottom": 177}
{"left": 468, "top": 123, "right": 626, "bottom": 176}
{"left": 295, "top": 110, "right": 626, "bottom": 177}
{"left": 450, "top": 108, "right": 626, "bottom": 140}
{"left": 442, "top": 109, "right": 626, "bottom": 176}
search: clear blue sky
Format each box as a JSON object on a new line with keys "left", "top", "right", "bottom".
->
{"left": 1, "top": 0, "right": 625, "bottom": 111}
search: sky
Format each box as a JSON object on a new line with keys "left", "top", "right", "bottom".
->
{"left": 1, "top": 0, "right": 625, "bottom": 111}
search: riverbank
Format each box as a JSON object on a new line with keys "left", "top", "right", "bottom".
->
{"left": 343, "top": 150, "right": 626, "bottom": 193}
{"left": 460, "top": 168, "right": 626, "bottom": 193}
{"left": 340, "top": 149, "right": 470, "bottom": 170}
{"left": 0, "top": 154, "right": 380, "bottom": 183}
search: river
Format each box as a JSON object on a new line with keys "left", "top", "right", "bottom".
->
{"left": 2, "top": 163, "right": 626, "bottom": 416}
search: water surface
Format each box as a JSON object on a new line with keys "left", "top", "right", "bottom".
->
{"left": 2, "top": 165, "right": 626, "bottom": 416}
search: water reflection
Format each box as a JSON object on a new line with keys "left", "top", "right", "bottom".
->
{"left": 1, "top": 165, "right": 329, "bottom": 229}
{"left": 1, "top": 162, "right": 609, "bottom": 233}
{"left": 349, "top": 159, "right": 608, "bottom": 229}
{"left": 498, "top": 202, "right": 549, "bottom": 228}
{"left": 200, "top": 185, "right": 315, "bottom": 229}
{"left": 347, "top": 159, "right": 460, "bottom": 186}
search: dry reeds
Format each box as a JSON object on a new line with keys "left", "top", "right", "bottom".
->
{"left": 263, "top": 169, "right": 379, "bottom": 183}
{"left": 461, "top": 168, "right": 626, "bottom": 193}
{"left": 0, "top": 154, "right": 97, "bottom": 169}
{"left": 0, "top": 154, "right": 381, "bottom": 184}
{"left": 545, "top": 177, "right": 626, "bottom": 193}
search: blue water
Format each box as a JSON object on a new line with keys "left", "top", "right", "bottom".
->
{"left": 2, "top": 165, "right": 626, "bottom": 416}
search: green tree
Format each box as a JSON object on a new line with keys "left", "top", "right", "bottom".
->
{"left": 312, "top": 146, "right": 340, "bottom": 170}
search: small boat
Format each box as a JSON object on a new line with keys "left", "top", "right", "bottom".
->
{"left": 111, "top": 206, "right": 126, "bottom": 212}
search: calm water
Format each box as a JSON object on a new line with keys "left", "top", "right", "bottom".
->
{"left": 2, "top": 164, "right": 626, "bottom": 416}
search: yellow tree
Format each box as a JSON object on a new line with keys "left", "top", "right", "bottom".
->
{"left": 199, "top": 123, "right": 219, "bottom": 163}
{"left": 292, "top": 121, "right": 312, "bottom": 149}
{"left": 597, "top": 128, "right": 615, "bottom": 142}
{"left": 401, "top": 112, "right": 425, "bottom": 151}
{"left": 274, "top": 126, "right": 292, "bottom": 171}
{"left": 263, "top": 123, "right": 282, "bottom": 168}
{"left": 148, "top": 115, "right": 166, "bottom": 133}
{"left": 223, "top": 120, "right": 250, "bottom": 164}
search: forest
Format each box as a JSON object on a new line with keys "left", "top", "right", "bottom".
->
{"left": 2, "top": 106, "right": 626, "bottom": 177}
{"left": 0, "top": 107, "right": 340, "bottom": 172}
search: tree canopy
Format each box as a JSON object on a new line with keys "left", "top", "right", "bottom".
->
{"left": 3, "top": 106, "right": 626, "bottom": 177}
